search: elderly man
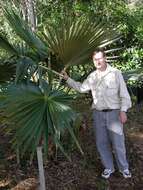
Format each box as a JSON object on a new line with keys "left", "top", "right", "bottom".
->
{"left": 62, "top": 48, "right": 132, "bottom": 179}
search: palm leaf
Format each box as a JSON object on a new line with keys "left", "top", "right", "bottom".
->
{"left": 15, "top": 42, "right": 40, "bottom": 60}
{"left": 123, "top": 68, "right": 143, "bottom": 82}
{"left": 3, "top": 7, "right": 48, "bottom": 58}
{"left": 42, "top": 17, "right": 121, "bottom": 70}
{"left": 0, "top": 34, "right": 19, "bottom": 55}
{"left": 3, "top": 81, "right": 83, "bottom": 158}
{"left": 15, "top": 56, "right": 37, "bottom": 83}
{"left": 0, "top": 34, "right": 41, "bottom": 62}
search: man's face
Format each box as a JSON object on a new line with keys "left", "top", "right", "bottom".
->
{"left": 93, "top": 52, "right": 107, "bottom": 71}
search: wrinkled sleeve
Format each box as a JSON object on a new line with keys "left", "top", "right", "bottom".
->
{"left": 66, "top": 76, "right": 91, "bottom": 93}
{"left": 117, "top": 71, "right": 132, "bottom": 112}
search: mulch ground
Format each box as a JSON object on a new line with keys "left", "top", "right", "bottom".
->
{"left": 0, "top": 104, "right": 143, "bottom": 190}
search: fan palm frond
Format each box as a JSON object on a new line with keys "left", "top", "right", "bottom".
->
{"left": 2, "top": 81, "right": 83, "bottom": 158}
{"left": 42, "top": 17, "right": 121, "bottom": 70}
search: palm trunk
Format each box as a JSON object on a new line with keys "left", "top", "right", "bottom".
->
{"left": 21, "top": 1, "right": 46, "bottom": 189}
{"left": 37, "top": 146, "right": 46, "bottom": 190}
{"left": 16, "top": 147, "right": 20, "bottom": 165}
{"left": 20, "top": 0, "right": 28, "bottom": 21}
{"left": 26, "top": 0, "right": 37, "bottom": 31}
{"left": 21, "top": 0, "right": 37, "bottom": 31}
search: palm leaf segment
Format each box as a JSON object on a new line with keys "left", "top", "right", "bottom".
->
{"left": 2, "top": 7, "right": 48, "bottom": 59}
{"left": 3, "top": 81, "right": 82, "bottom": 158}
{"left": 43, "top": 18, "right": 121, "bottom": 70}
{"left": 0, "top": 35, "right": 19, "bottom": 56}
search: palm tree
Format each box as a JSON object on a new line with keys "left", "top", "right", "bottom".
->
{"left": 0, "top": 6, "right": 121, "bottom": 190}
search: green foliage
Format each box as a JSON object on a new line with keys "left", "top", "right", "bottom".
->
{"left": 0, "top": 6, "right": 121, "bottom": 76}
{"left": 3, "top": 7, "right": 48, "bottom": 58}
{"left": 36, "top": 0, "right": 143, "bottom": 86}
{"left": 112, "top": 48, "right": 143, "bottom": 71}
{"left": 112, "top": 47, "right": 143, "bottom": 88}
{"left": 132, "top": 6, "right": 143, "bottom": 44}
{"left": 1, "top": 81, "right": 83, "bottom": 158}
{"left": 1, "top": 0, "right": 143, "bottom": 75}
{"left": 36, "top": 0, "right": 128, "bottom": 26}
{"left": 120, "top": 5, "right": 143, "bottom": 47}
{"left": 0, "top": 1, "right": 143, "bottom": 159}
{"left": 0, "top": 58, "right": 16, "bottom": 84}
{"left": 42, "top": 17, "right": 120, "bottom": 71}
{"left": 0, "top": 34, "right": 19, "bottom": 56}
{"left": 0, "top": 5, "right": 123, "bottom": 159}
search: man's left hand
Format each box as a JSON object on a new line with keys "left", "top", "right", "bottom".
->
{"left": 119, "top": 111, "right": 127, "bottom": 124}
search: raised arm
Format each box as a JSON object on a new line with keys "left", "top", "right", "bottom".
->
{"left": 61, "top": 70, "right": 91, "bottom": 93}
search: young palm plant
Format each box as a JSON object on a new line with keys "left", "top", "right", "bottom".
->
{"left": 0, "top": 6, "right": 122, "bottom": 189}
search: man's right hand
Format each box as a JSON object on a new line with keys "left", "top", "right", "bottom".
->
{"left": 61, "top": 70, "right": 69, "bottom": 80}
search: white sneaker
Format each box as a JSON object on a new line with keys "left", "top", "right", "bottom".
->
{"left": 101, "top": 169, "right": 115, "bottom": 179}
{"left": 121, "top": 169, "right": 132, "bottom": 178}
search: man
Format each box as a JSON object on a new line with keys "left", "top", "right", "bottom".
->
{"left": 61, "top": 48, "right": 132, "bottom": 179}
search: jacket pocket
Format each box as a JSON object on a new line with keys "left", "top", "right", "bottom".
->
{"left": 106, "top": 81, "right": 118, "bottom": 96}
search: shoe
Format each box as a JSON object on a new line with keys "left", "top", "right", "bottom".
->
{"left": 101, "top": 169, "right": 115, "bottom": 179}
{"left": 121, "top": 169, "right": 132, "bottom": 178}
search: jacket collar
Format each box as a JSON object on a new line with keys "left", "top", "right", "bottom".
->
{"left": 95, "top": 63, "right": 113, "bottom": 75}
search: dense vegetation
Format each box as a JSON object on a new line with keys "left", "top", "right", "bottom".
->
{"left": 0, "top": 0, "right": 143, "bottom": 189}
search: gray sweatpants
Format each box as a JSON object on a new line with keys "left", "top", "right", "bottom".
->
{"left": 93, "top": 109, "right": 129, "bottom": 171}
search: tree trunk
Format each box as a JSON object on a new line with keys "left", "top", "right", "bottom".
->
{"left": 20, "top": 0, "right": 37, "bottom": 31}
{"left": 27, "top": 0, "right": 37, "bottom": 31}
{"left": 37, "top": 146, "right": 46, "bottom": 190}
{"left": 20, "top": 0, "right": 28, "bottom": 21}
{"left": 21, "top": 1, "right": 46, "bottom": 189}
